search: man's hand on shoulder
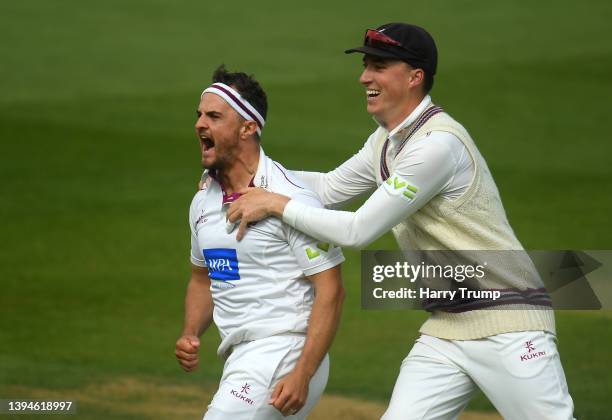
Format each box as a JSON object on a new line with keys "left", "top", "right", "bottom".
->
{"left": 227, "top": 188, "right": 290, "bottom": 241}
{"left": 268, "top": 367, "right": 310, "bottom": 416}
{"left": 175, "top": 335, "right": 201, "bottom": 372}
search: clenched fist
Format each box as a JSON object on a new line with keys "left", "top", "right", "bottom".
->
{"left": 175, "top": 335, "right": 200, "bottom": 372}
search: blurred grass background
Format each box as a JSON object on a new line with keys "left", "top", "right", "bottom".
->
{"left": 1, "top": 0, "right": 611, "bottom": 418}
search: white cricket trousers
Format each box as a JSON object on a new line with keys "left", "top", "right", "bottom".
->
{"left": 382, "top": 331, "right": 575, "bottom": 420}
{"left": 203, "top": 334, "right": 329, "bottom": 420}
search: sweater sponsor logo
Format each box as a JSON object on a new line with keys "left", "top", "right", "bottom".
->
{"left": 203, "top": 248, "right": 240, "bottom": 281}
{"left": 384, "top": 174, "right": 418, "bottom": 200}
{"left": 520, "top": 340, "right": 546, "bottom": 362}
{"left": 230, "top": 382, "right": 255, "bottom": 405}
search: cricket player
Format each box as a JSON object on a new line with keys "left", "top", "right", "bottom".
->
{"left": 226, "top": 24, "right": 576, "bottom": 419}
{"left": 175, "top": 66, "right": 345, "bottom": 419}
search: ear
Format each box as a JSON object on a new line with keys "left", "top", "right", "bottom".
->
{"left": 239, "top": 120, "right": 259, "bottom": 140}
{"left": 408, "top": 68, "right": 425, "bottom": 89}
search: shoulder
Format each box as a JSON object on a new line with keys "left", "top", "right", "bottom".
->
{"left": 426, "top": 130, "right": 465, "bottom": 150}
{"left": 400, "top": 130, "right": 466, "bottom": 162}
{"left": 365, "top": 126, "right": 387, "bottom": 148}
{"left": 268, "top": 159, "right": 323, "bottom": 208}
{"left": 426, "top": 110, "right": 472, "bottom": 139}
{"left": 189, "top": 184, "right": 213, "bottom": 223}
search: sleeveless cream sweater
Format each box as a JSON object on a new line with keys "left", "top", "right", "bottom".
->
{"left": 373, "top": 108, "right": 556, "bottom": 339}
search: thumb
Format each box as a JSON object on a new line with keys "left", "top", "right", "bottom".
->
{"left": 236, "top": 218, "right": 249, "bottom": 241}
{"left": 189, "top": 336, "right": 200, "bottom": 349}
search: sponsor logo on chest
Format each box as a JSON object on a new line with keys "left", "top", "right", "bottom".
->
{"left": 202, "top": 248, "right": 240, "bottom": 281}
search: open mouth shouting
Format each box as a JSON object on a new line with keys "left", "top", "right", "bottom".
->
{"left": 200, "top": 135, "right": 215, "bottom": 153}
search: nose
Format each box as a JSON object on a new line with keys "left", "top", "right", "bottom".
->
{"left": 359, "top": 66, "right": 372, "bottom": 86}
{"left": 195, "top": 114, "right": 208, "bottom": 131}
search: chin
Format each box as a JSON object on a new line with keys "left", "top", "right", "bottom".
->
{"left": 201, "top": 159, "right": 215, "bottom": 169}
{"left": 202, "top": 158, "right": 224, "bottom": 171}
{"left": 368, "top": 107, "right": 383, "bottom": 120}
{"left": 366, "top": 102, "right": 381, "bottom": 115}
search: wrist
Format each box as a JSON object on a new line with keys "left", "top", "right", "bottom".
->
{"left": 270, "top": 194, "right": 290, "bottom": 218}
{"left": 181, "top": 327, "right": 200, "bottom": 337}
{"left": 293, "top": 361, "right": 316, "bottom": 380}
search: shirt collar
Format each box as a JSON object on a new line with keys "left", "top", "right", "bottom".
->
{"left": 252, "top": 146, "right": 270, "bottom": 190}
{"left": 386, "top": 95, "right": 432, "bottom": 142}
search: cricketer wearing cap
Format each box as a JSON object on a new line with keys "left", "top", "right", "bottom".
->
{"left": 175, "top": 66, "right": 345, "bottom": 420}
{"left": 226, "top": 24, "right": 575, "bottom": 420}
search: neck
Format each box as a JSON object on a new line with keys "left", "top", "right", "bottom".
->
{"left": 218, "top": 142, "right": 260, "bottom": 194}
{"left": 380, "top": 94, "right": 426, "bottom": 132}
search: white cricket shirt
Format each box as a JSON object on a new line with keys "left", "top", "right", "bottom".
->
{"left": 189, "top": 147, "right": 344, "bottom": 357}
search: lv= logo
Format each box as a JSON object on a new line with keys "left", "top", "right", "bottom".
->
{"left": 386, "top": 176, "right": 418, "bottom": 199}
{"left": 305, "top": 242, "right": 334, "bottom": 260}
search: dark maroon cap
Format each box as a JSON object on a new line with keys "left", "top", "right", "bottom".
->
{"left": 345, "top": 23, "right": 438, "bottom": 75}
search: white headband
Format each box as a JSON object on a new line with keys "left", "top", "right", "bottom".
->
{"left": 201, "top": 82, "right": 265, "bottom": 136}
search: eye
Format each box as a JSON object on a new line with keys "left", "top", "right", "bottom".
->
{"left": 196, "top": 110, "right": 202, "bottom": 118}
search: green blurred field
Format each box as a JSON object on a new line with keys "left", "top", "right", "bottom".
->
{"left": 1, "top": 0, "right": 611, "bottom": 418}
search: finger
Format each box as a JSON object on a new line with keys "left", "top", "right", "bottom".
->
{"left": 236, "top": 218, "right": 249, "bottom": 241}
{"left": 175, "top": 349, "right": 198, "bottom": 361}
{"left": 226, "top": 218, "right": 237, "bottom": 234}
{"left": 268, "top": 382, "right": 284, "bottom": 404}
{"left": 176, "top": 338, "right": 198, "bottom": 353}
{"left": 177, "top": 354, "right": 199, "bottom": 366}
{"left": 272, "top": 389, "right": 291, "bottom": 412}
{"left": 175, "top": 339, "right": 191, "bottom": 352}
{"left": 178, "top": 358, "right": 199, "bottom": 371}
{"left": 227, "top": 202, "right": 241, "bottom": 223}
{"left": 280, "top": 395, "right": 297, "bottom": 416}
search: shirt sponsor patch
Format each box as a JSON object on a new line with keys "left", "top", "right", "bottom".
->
{"left": 383, "top": 174, "right": 419, "bottom": 201}
{"left": 304, "top": 242, "right": 335, "bottom": 260}
{"left": 203, "top": 248, "right": 240, "bottom": 281}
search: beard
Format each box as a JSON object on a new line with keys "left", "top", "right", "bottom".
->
{"left": 201, "top": 142, "right": 238, "bottom": 171}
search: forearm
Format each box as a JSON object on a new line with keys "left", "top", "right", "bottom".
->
{"left": 265, "top": 189, "right": 392, "bottom": 248}
{"left": 294, "top": 273, "right": 345, "bottom": 378}
{"left": 282, "top": 183, "right": 417, "bottom": 248}
{"left": 182, "top": 277, "right": 214, "bottom": 337}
